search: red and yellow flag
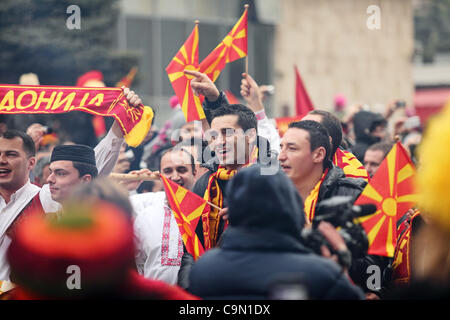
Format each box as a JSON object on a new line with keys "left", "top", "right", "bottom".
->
{"left": 199, "top": 7, "right": 248, "bottom": 82}
{"left": 333, "top": 148, "right": 369, "bottom": 181}
{"left": 116, "top": 67, "right": 138, "bottom": 88}
{"left": 161, "top": 176, "right": 208, "bottom": 261}
{"left": 0, "top": 84, "right": 153, "bottom": 147}
{"left": 166, "top": 24, "right": 205, "bottom": 122}
{"left": 354, "top": 142, "right": 417, "bottom": 257}
{"left": 274, "top": 116, "right": 302, "bottom": 137}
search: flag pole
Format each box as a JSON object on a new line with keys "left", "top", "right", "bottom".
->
{"left": 244, "top": 4, "right": 249, "bottom": 75}
{"left": 109, "top": 172, "right": 161, "bottom": 181}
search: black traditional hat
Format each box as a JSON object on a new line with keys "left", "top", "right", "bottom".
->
{"left": 50, "top": 144, "right": 96, "bottom": 166}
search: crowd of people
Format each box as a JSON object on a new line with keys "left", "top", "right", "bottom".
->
{"left": 0, "top": 67, "right": 448, "bottom": 300}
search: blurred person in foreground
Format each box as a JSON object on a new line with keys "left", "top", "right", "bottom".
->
{"left": 188, "top": 165, "right": 364, "bottom": 300}
{"left": 3, "top": 197, "right": 198, "bottom": 300}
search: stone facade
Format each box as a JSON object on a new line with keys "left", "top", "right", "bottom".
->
{"left": 274, "top": 0, "right": 414, "bottom": 116}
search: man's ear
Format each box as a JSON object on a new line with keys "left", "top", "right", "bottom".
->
{"left": 312, "top": 147, "right": 326, "bottom": 164}
{"left": 28, "top": 157, "right": 36, "bottom": 171}
{"left": 80, "top": 174, "right": 93, "bottom": 183}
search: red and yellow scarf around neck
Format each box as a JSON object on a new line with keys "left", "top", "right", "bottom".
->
{"left": 303, "top": 168, "right": 329, "bottom": 224}
{"left": 202, "top": 160, "right": 255, "bottom": 249}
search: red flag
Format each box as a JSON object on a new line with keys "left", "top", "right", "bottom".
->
{"left": 355, "top": 142, "right": 417, "bottom": 257}
{"left": 166, "top": 24, "right": 205, "bottom": 122}
{"left": 199, "top": 7, "right": 248, "bottom": 82}
{"left": 294, "top": 65, "right": 314, "bottom": 117}
{"left": 116, "top": 67, "right": 138, "bottom": 88}
{"left": 274, "top": 116, "right": 303, "bottom": 137}
{"left": 224, "top": 90, "right": 240, "bottom": 104}
{"left": 161, "top": 176, "right": 208, "bottom": 261}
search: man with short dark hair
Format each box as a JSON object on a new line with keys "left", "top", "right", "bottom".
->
{"left": 193, "top": 103, "right": 260, "bottom": 250}
{"left": 363, "top": 141, "right": 393, "bottom": 178}
{"left": 302, "top": 109, "right": 369, "bottom": 181}
{"left": 47, "top": 144, "right": 98, "bottom": 203}
{"left": 279, "top": 120, "right": 365, "bottom": 223}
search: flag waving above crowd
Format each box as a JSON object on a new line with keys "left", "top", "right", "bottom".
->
{"left": 166, "top": 23, "right": 205, "bottom": 122}
{"left": 199, "top": 6, "right": 248, "bottom": 82}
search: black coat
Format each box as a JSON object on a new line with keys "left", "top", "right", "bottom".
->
{"left": 316, "top": 165, "right": 367, "bottom": 214}
{"left": 188, "top": 165, "right": 365, "bottom": 300}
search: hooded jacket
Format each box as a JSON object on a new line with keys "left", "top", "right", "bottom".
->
{"left": 352, "top": 111, "right": 387, "bottom": 162}
{"left": 188, "top": 165, "right": 364, "bottom": 300}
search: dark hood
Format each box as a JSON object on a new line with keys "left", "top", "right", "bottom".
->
{"left": 226, "top": 165, "right": 305, "bottom": 241}
{"left": 353, "top": 111, "right": 386, "bottom": 143}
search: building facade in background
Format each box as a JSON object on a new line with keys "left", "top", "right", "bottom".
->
{"left": 117, "top": 0, "right": 414, "bottom": 125}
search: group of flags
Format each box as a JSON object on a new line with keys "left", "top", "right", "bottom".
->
{"left": 166, "top": 7, "right": 248, "bottom": 122}
{"left": 163, "top": 6, "right": 417, "bottom": 265}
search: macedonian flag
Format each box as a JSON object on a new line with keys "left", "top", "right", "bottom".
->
{"left": 199, "top": 7, "right": 248, "bottom": 82}
{"left": 354, "top": 142, "right": 417, "bottom": 257}
{"left": 161, "top": 176, "right": 208, "bottom": 261}
{"left": 333, "top": 148, "right": 369, "bottom": 181}
{"left": 116, "top": 66, "right": 138, "bottom": 88}
{"left": 166, "top": 24, "right": 205, "bottom": 122}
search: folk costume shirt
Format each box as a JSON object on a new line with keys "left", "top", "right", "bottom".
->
{"left": 132, "top": 192, "right": 183, "bottom": 285}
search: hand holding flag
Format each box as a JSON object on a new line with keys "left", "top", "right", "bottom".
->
{"left": 161, "top": 175, "right": 209, "bottom": 260}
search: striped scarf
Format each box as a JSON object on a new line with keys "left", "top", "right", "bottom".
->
{"left": 303, "top": 168, "right": 328, "bottom": 224}
{"left": 202, "top": 162, "right": 254, "bottom": 249}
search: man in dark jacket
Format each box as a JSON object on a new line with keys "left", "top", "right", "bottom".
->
{"left": 279, "top": 120, "right": 366, "bottom": 223}
{"left": 188, "top": 165, "right": 364, "bottom": 300}
{"left": 352, "top": 110, "right": 387, "bottom": 162}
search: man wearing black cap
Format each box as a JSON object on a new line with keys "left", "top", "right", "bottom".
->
{"left": 47, "top": 144, "right": 98, "bottom": 202}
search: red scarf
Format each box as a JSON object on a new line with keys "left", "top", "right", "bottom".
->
{"left": 0, "top": 84, "right": 153, "bottom": 147}
{"left": 202, "top": 163, "right": 253, "bottom": 249}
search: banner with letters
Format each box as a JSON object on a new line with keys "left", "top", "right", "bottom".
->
{"left": 0, "top": 84, "right": 154, "bottom": 147}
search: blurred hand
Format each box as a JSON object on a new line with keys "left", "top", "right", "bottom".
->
{"left": 122, "top": 86, "right": 142, "bottom": 107}
{"left": 112, "top": 87, "right": 144, "bottom": 138}
{"left": 240, "top": 73, "right": 264, "bottom": 112}
{"left": 26, "top": 123, "right": 46, "bottom": 152}
{"left": 185, "top": 70, "right": 220, "bottom": 102}
{"left": 317, "top": 221, "right": 349, "bottom": 271}
{"left": 113, "top": 147, "right": 131, "bottom": 173}
{"left": 218, "top": 207, "right": 229, "bottom": 221}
